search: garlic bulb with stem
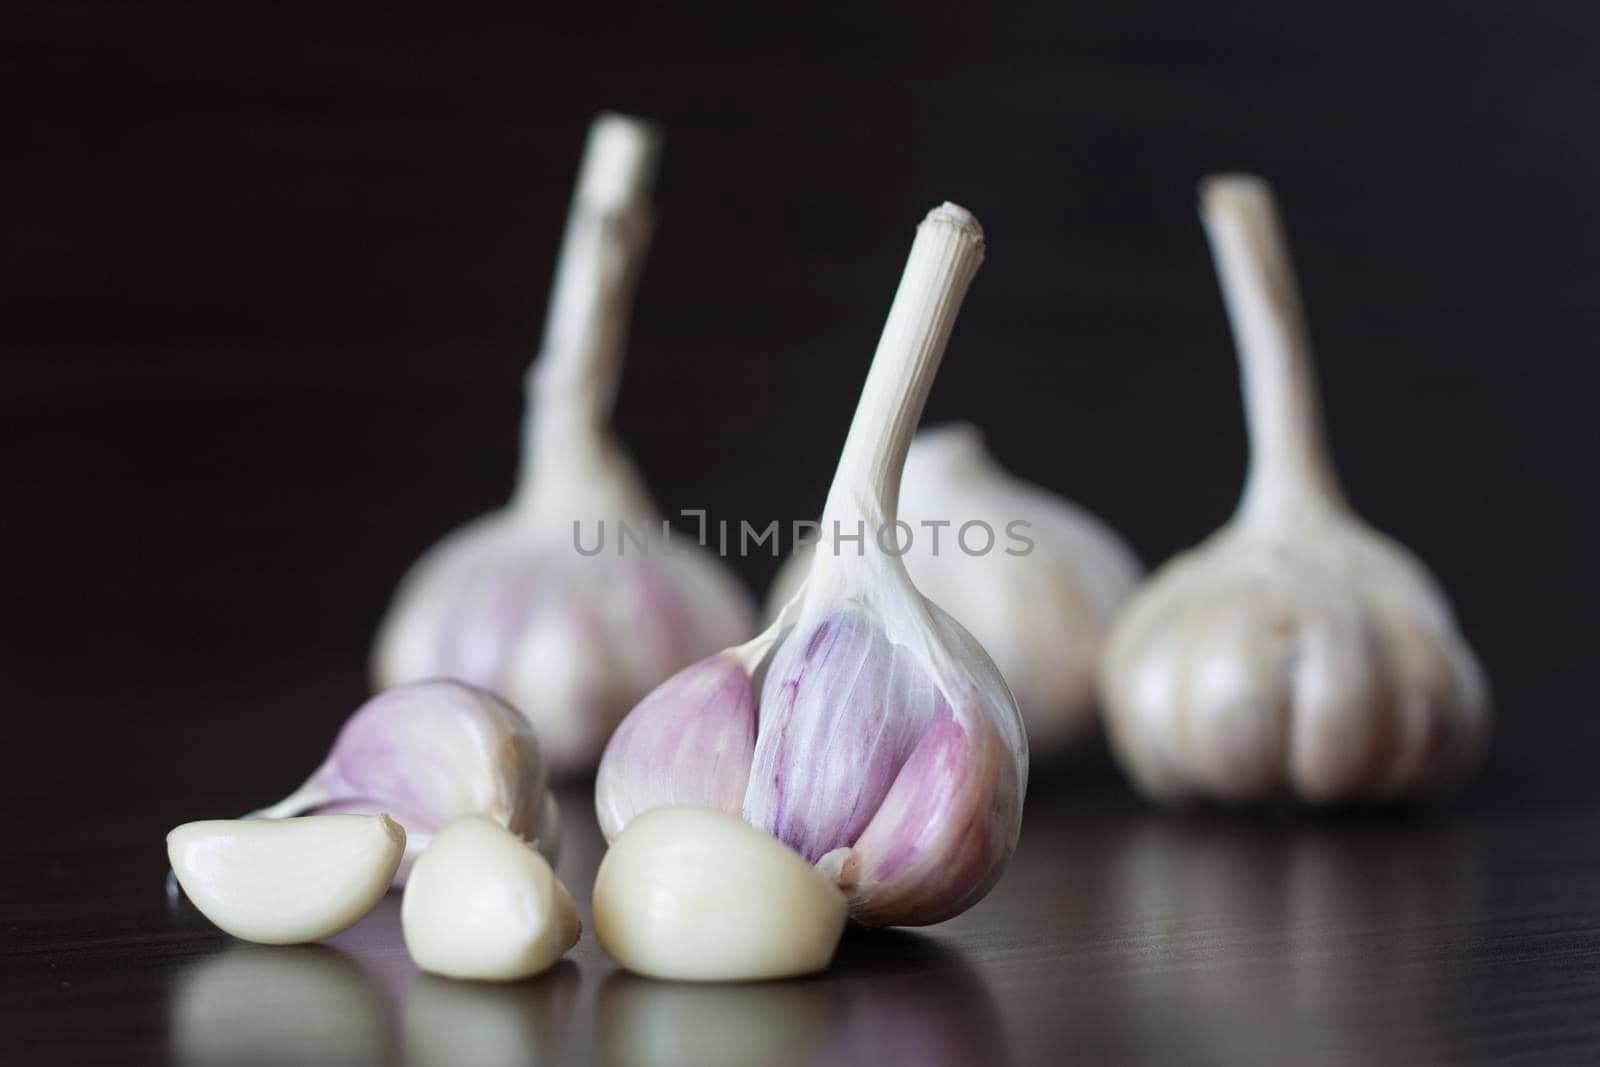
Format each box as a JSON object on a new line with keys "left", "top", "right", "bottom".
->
{"left": 597, "top": 203, "right": 1028, "bottom": 927}
{"left": 250, "top": 679, "right": 560, "bottom": 885}
{"left": 1099, "top": 175, "right": 1490, "bottom": 805}
{"left": 372, "top": 112, "right": 755, "bottom": 774}
{"left": 765, "top": 421, "right": 1142, "bottom": 755}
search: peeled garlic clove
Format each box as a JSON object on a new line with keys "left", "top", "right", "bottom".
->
{"left": 594, "top": 651, "right": 756, "bottom": 842}
{"left": 1099, "top": 175, "right": 1490, "bottom": 806}
{"left": 592, "top": 806, "right": 847, "bottom": 982}
{"left": 599, "top": 205, "right": 1027, "bottom": 928}
{"left": 168, "top": 815, "right": 405, "bottom": 944}
{"left": 400, "top": 815, "right": 580, "bottom": 982}
{"left": 372, "top": 112, "right": 754, "bottom": 776}
{"left": 767, "top": 423, "right": 1140, "bottom": 755}
{"left": 252, "top": 680, "right": 559, "bottom": 885}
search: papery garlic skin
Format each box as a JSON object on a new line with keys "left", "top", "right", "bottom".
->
{"left": 372, "top": 112, "right": 755, "bottom": 775}
{"left": 766, "top": 422, "right": 1141, "bottom": 754}
{"left": 1099, "top": 175, "right": 1490, "bottom": 806}
{"left": 376, "top": 514, "right": 752, "bottom": 775}
{"left": 599, "top": 205, "right": 1027, "bottom": 928}
{"left": 594, "top": 650, "right": 756, "bottom": 842}
{"left": 401, "top": 815, "right": 580, "bottom": 982}
{"left": 168, "top": 815, "right": 405, "bottom": 944}
{"left": 253, "top": 680, "right": 559, "bottom": 885}
{"left": 592, "top": 806, "right": 847, "bottom": 982}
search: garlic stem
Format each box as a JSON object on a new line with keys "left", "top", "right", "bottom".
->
{"left": 518, "top": 113, "right": 661, "bottom": 511}
{"left": 1200, "top": 175, "right": 1346, "bottom": 525}
{"left": 819, "top": 203, "right": 986, "bottom": 535}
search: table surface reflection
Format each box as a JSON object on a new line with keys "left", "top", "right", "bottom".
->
{"left": 4, "top": 774, "right": 1598, "bottom": 1066}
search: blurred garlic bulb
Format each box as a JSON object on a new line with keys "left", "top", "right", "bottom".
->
{"left": 1099, "top": 175, "right": 1490, "bottom": 805}
{"left": 597, "top": 204, "right": 1027, "bottom": 927}
{"left": 766, "top": 423, "right": 1141, "bottom": 753}
{"left": 372, "top": 113, "right": 755, "bottom": 774}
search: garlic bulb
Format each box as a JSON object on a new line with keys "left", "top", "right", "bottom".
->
{"left": 597, "top": 204, "right": 1027, "bottom": 927}
{"left": 766, "top": 422, "right": 1141, "bottom": 753}
{"left": 1099, "top": 175, "right": 1490, "bottom": 804}
{"left": 372, "top": 112, "right": 755, "bottom": 774}
{"left": 167, "top": 815, "right": 405, "bottom": 944}
{"left": 401, "top": 815, "right": 581, "bottom": 981}
{"left": 252, "top": 680, "right": 560, "bottom": 884}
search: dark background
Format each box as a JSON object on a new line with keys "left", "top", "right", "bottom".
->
{"left": 4, "top": 1, "right": 1596, "bottom": 817}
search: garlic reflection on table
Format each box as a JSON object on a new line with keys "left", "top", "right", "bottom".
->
{"left": 1091, "top": 816, "right": 1475, "bottom": 1065}
{"left": 823, "top": 932, "right": 1009, "bottom": 1067}
{"left": 596, "top": 972, "right": 837, "bottom": 1067}
{"left": 372, "top": 111, "right": 754, "bottom": 775}
{"left": 766, "top": 421, "right": 1141, "bottom": 755}
{"left": 403, "top": 965, "right": 579, "bottom": 1067}
{"left": 596, "top": 932, "right": 1006, "bottom": 1067}
{"left": 171, "top": 945, "right": 394, "bottom": 1067}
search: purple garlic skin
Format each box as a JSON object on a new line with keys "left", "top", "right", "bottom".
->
{"left": 594, "top": 651, "right": 756, "bottom": 842}
{"left": 253, "top": 680, "right": 560, "bottom": 885}
{"left": 598, "top": 601, "right": 1027, "bottom": 928}
{"left": 746, "top": 604, "right": 1025, "bottom": 927}
{"left": 748, "top": 608, "right": 949, "bottom": 864}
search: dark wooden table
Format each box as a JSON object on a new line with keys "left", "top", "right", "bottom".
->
{"left": 4, "top": 726, "right": 1598, "bottom": 1066}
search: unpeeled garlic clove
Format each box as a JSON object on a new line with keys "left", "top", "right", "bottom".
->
{"left": 598, "top": 205, "right": 1027, "bottom": 928}
{"left": 1099, "top": 175, "right": 1490, "bottom": 805}
{"left": 401, "top": 815, "right": 580, "bottom": 982}
{"left": 251, "top": 680, "right": 560, "bottom": 885}
{"left": 592, "top": 806, "right": 847, "bottom": 982}
{"left": 766, "top": 421, "right": 1142, "bottom": 755}
{"left": 167, "top": 814, "right": 405, "bottom": 944}
{"left": 371, "top": 112, "right": 755, "bottom": 775}
{"left": 593, "top": 650, "right": 756, "bottom": 842}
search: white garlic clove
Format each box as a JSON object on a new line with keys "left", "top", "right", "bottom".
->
{"left": 596, "top": 205, "right": 1027, "bottom": 929}
{"left": 401, "top": 815, "right": 580, "bottom": 982}
{"left": 372, "top": 112, "right": 755, "bottom": 776}
{"left": 766, "top": 422, "right": 1142, "bottom": 755}
{"left": 251, "top": 680, "right": 559, "bottom": 885}
{"left": 594, "top": 650, "right": 757, "bottom": 843}
{"left": 592, "top": 806, "right": 847, "bottom": 982}
{"left": 1099, "top": 175, "right": 1490, "bottom": 806}
{"left": 168, "top": 815, "right": 405, "bottom": 945}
